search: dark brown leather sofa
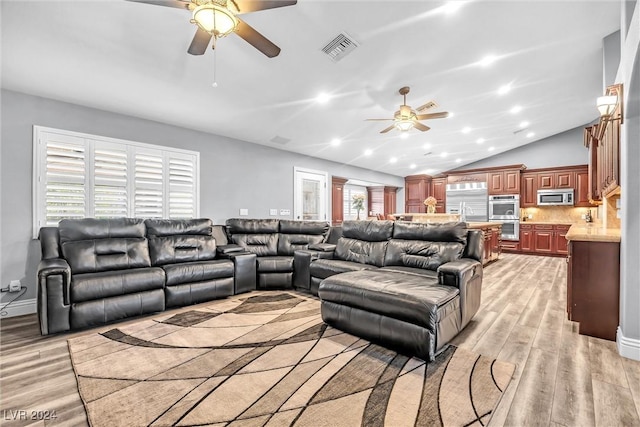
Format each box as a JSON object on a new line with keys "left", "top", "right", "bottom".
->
{"left": 36, "top": 218, "right": 256, "bottom": 335}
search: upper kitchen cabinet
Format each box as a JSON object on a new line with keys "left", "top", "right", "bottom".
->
{"left": 520, "top": 165, "right": 593, "bottom": 208}
{"left": 584, "top": 83, "right": 623, "bottom": 203}
{"left": 537, "top": 170, "right": 575, "bottom": 189}
{"left": 487, "top": 166, "right": 524, "bottom": 195}
{"left": 521, "top": 171, "right": 537, "bottom": 208}
{"left": 431, "top": 177, "right": 447, "bottom": 213}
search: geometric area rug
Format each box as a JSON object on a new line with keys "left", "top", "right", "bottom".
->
{"left": 68, "top": 292, "right": 515, "bottom": 427}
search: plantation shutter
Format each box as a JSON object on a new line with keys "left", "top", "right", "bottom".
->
{"left": 168, "top": 153, "right": 197, "bottom": 219}
{"left": 43, "top": 133, "right": 87, "bottom": 226}
{"left": 92, "top": 141, "right": 128, "bottom": 218}
{"left": 134, "top": 149, "right": 165, "bottom": 219}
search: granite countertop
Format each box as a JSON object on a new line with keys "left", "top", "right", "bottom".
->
{"left": 565, "top": 224, "right": 621, "bottom": 243}
{"left": 467, "top": 222, "right": 501, "bottom": 229}
{"left": 520, "top": 221, "right": 575, "bottom": 225}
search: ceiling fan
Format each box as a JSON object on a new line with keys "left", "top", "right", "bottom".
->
{"left": 127, "top": 0, "right": 297, "bottom": 58}
{"left": 366, "top": 86, "right": 450, "bottom": 133}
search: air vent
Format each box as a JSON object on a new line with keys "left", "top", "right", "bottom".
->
{"left": 321, "top": 32, "right": 359, "bottom": 62}
{"left": 513, "top": 128, "right": 527, "bottom": 134}
{"left": 423, "top": 151, "right": 433, "bottom": 156}
{"left": 270, "top": 135, "right": 291, "bottom": 145}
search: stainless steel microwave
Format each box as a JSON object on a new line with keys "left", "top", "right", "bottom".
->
{"left": 537, "top": 189, "right": 574, "bottom": 206}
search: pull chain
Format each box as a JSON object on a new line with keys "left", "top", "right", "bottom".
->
{"left": 212, "top": 37, "right": 218, "bottom": 88}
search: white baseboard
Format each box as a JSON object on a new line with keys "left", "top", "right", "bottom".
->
{"left": 0, "top": 298, "right": 37, "bottom": 318}
{"left": 617, "top": 327, "right": 640, "bottom": 361}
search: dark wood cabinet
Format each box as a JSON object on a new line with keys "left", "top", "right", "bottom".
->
{"left": 431, "top": 178, "right": 446, "bottom": 213}
{"left": 521, "top": 173, "right": 537, "bottom": 208}
{"left": 520, "top": 226, "right": 533, "bottom": 252}
{"left": 405, "top": 175, "right": 431, "bottom": 213}
{"left": 575, "top": 170, "right": 592, "bottom": 207}
{"left": 488, "top": 172, "right": 503, "bottom": 195}
{"left": 537, "top": 172, "right": 555, "bottom": 189}
{"left": 567, "top": 239, "right": 620, "bottom": 341}
{"left": 368, "top": 186, "right": 398, "bottom": 218}
{"left": 488, "top": 168, "right": 521, "bottom": 195}
{"left": 478, "top": 224, "right": 501, "bottom": 265}
{"left": 555, "top": 171, "right": 574, "bottom": 188}
{"left": 519, "top": 223, "right": 570, "bottom": 256}
{"left": 534, "top": 226, "right": 554, "bottom": 253}
{"left": 555, "top": 225, "right": 570, "bottom": 255}
{"left": 331, "top": 176, "right": 348, "bottom": 226}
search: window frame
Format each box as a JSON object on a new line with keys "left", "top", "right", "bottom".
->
{"left": 32, "top": 125, "right": 200, "bottom": 237}
{"left": 342, "top": 184, "right": 368, "bottom": 220}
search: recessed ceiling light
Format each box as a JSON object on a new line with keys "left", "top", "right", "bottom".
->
{"left": 455, "top": 158, "right": 462, "bottom": 163}
{"left": 488, "top": 146, "right": 495, "bottom": 152}
{"left": 423, "top": 143, "right": 431, "bottom": 150}
{"left": 316, "top": 92, "right": 330, "bottom": 104}
{"left": 497, "top": 84, "right": 511, "bottom": 95}
{"left": 400, "top": 132, "right": 409, "bottom": 139}
{"left": 440, "top": 1, "right": 465, "bottom": 14}
{"left": 364, "top": 149, "right": 373, "bottom": 156}
{"left": 526, "top": 132, "right": 535, "bottom": 138}
{"left": 510, "top": 105, "right": 523, "bottom": 114}
{"left": 461, "top": 126, "right": 471, "bottom": 134}
{"left": 476, "top": 138, "right": 485, "bottom": 144}
{"left": 448, "top": 112, "right": 455, "bottom": 118}
{"left": 330, "top": 138, "right": 341, "bottom": 146}
{"left": 519, "top": 121, "right": 530, "bottom": 128}
{"left": 390, "top": 157, "right": 398, "bottom": 163}
{"left": 478, "top": 55, "right": 498, "bottom": 67}
{"left": 440, "top": 152, "right": 448, "bottom": 158}
{"left": 409, "top": 163, "right": 417, "bottom": 169}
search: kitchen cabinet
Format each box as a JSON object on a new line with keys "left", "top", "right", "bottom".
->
{"left": 537, "top": 171, "right": 574, "bottom": 189}
{"left": 405, "top": 175, "right": 431, "bottom": 213}
{"left": 521, "top": 172, "right": 537, "bottom": 208}
{"left": 467, "top": 223, "right": 501, "bottom": 265}
{"left": 520, "top": 165, "right": 593, "bottom": 208}
{"left": 518, "top": 223, "right": 570, "bottom": 256}
{"left": 567, "top": 239, "right": 620, "bottom": 341}
{"left": 488, "top": 168, "right": 521, "bottom": 195}
{"left": 431, "top": 177, "right": 446, "bottom": 213}
{"left": 368, "top": 186, "right": 398, "bottom": 218}
{"left": 501, "top": 240, "right": 520, "bottom": 252}
{"left": 447, "top": 172, "right": 488, "bottom": 184}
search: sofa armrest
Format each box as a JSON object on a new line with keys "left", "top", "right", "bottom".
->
{"left": 437, "top": 258, "right": 483, "bottom": 327}
{"left": 226, "top": 252, "right": 256, "bottom": 294}
{"left": 217, "top": 244, "right": 246, "bottom": 255}
{"left": 293, "top": 249, "right": 334, "bottom": 291}
{"left": 308, "top": 243, "right": 336, "bottom": 252}
{"left": 37, "top": 258, "right": 72, "bottom": 335}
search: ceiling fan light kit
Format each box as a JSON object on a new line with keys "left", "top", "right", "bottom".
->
{"left": 191, "top": 3, "right": 238, "bottom": 38}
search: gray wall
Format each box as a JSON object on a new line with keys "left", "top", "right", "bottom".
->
{"left": 604, "top": 30, "right": 622, "bottom": 89}
{"left": 453, "top": 126, "right": 589, "bottom": 171}
{"left": 0, "top": 89, "right": 404, "bottom": 302}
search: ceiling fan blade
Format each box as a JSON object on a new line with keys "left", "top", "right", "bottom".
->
{"left": 380, "top": 125, "right": 396, "bottom": 134}
{"left": 416, "top": 101, "right": 437, "bottom": 112}
{"left": 230, "top": 0, "right": 297, "bottom": 14}
{"left": 365, "top": 118, "right": 394, "bottom": 121}
{"left": 414, "top": 122, "right": 431, "bottom": 132}
{"left": 188, "top": 28, "right": 212, "bottom": 55}
{"left": 235, "top": 18, "right": 281, "bottom": 57}
{"left": 125, "top": 0, "right": 190, "bottom": 10}
{"left": 416, "top": 112, "right": 450, "bottom": 120}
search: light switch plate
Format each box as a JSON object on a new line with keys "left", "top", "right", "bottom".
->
{"left": 269, "top": 209, "right": 278, "bottom": 216}
{"left": 239, "top": 208, "right": 249, "bottom": 216}
{"left": 280, "top": 209, "right": 291, "bottom": 216}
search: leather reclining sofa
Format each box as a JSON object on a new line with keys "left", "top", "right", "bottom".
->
{"left": 294, "top": 220, "right": 484, "bottom": 361}
{"left": 36, "top": 218, "right": 255, "bottom": 335}
{"left": 37, "top": 217, "right": 482, "bottom": 362}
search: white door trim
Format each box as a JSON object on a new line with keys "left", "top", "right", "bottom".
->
{"left": 293, "top": 167, "right": 329, "bottom": 221}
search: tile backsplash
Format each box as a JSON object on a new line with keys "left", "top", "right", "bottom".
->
{"left": 520, "top": 206, "right": 597, "bottom": 223}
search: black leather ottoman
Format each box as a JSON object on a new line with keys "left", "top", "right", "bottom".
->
{"left": 318, "top": 269, "right": 462, "bottom": 361}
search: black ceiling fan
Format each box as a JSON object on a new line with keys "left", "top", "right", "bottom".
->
{"left": 127, "top": 0, "right": 297, "bottom": 58}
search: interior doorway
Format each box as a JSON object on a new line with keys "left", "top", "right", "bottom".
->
{"left": 293, "top": 167, "right": 328, "bottom": 221}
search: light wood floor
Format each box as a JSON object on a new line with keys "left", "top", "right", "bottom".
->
{"left": 1, "top": 253, "right": 639, "bottom": 426}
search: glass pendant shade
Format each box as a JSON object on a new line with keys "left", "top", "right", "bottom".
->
{"left": 597, "top": 95, "right": 617, "bottom": 117}
{"left": 192, "top": 4, "right": 238, "bottom": 37}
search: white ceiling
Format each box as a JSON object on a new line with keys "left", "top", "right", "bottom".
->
{"left": 1, "top": 0, "right": 621, "bottom": 177}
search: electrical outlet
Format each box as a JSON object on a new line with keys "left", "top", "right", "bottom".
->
{"left": 280, "top": 209, "right": 291, "bottom": 216}
{"left": 527, "top": 214, "right": 533, "bottom": 219}
{"left": 9, "top": 280, "right": 21, "bottom": 292}
{"left": 239, "top": 208, "right": 249, "bottom": 216}
{"left": 581, "top": 214, "right": 587, "bottom": 219}
{"left": 269, "top": 209, "right": 278, "bottom": 216}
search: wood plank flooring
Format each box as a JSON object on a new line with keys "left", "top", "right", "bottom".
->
{"left": 1, "top": 253, "right": 640, "bottom": 426}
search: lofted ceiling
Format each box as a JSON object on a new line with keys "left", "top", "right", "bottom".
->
{"left": 1, "top": 0, "right": 621, "bottom": 177}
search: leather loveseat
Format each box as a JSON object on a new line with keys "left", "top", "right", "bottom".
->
{"left": 294, "top": 220, "right": 483, "bottom": 361}
{"left": 225, "top": 218, "right": 330, "bottom": 289}
{"left": 36, "top": 218, "right": 255, "bottom": 335}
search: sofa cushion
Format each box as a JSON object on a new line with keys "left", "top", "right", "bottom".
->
{"left": 392, "top": 221, "right": 467, "bottom": 245}
{"left": 59, "top": 218, "right": 145, "bottom": 243}
{"left": 145, "top": 219, "right": 212, "bottom": 237}
{"left": 384, "top": 239, "right": 465, "bottom": 271}
{"left": 226, "top": 218, "right": 279, "bottom": 234}
{"left": 163, "top": 260, "right": 234, "bottom": 286}
{"left": 277, "top": 234, "right": 325, "bottom": 255}
{"left": 279, "top": 220, "right": 329, "bottom": 236}
{"left": 71, "top": 267, "right": 165, "bottom": 303}
{"left": 310, "top": 258, "right": 377, "bottom": 280}
{"left": 341, "top": 220, "right": 394, "bottom": 242}
{"left": 379, "top": 265, "right": 439, "bottom": 279}
{"left": 256, "top": 256, "right": 294, "bottom": 273}
{"left": 148, "top": 235, "right": 217, "bottom": 266}
{"left": 231, "top": 234, "right": 278, "bottom": 256}
{"left": 334, "top": 238, "right": 388, "bottom": 267}
{"left": 62, "top": 238, "right": 152, "bottom": 274}
{"left": 318, "top": 270, "right": 460, "bottom": 331}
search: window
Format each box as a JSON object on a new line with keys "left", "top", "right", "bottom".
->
{"left": 33, "top": 126, "right": 200, "bottom": 235}
{"left": 343, "top": 185, "right": 368, "bottom": 220}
